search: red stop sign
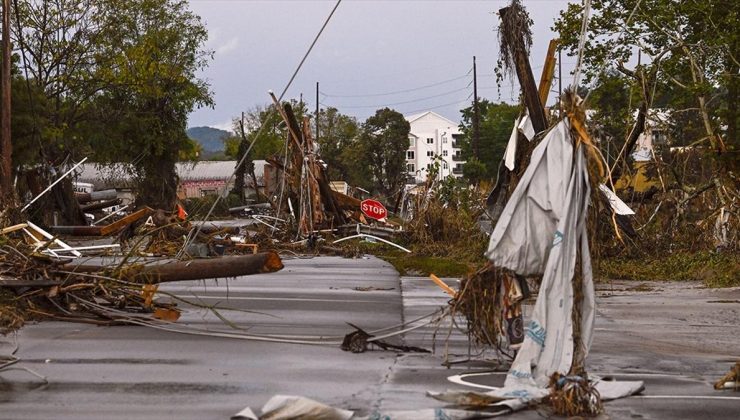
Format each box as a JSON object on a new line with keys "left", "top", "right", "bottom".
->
{"left": 360, "top": 199, "right": 387, "bottom": 220}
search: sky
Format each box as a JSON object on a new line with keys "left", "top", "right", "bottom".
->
{"left": 187, "top": 0, "right": 576, "bottom": 131}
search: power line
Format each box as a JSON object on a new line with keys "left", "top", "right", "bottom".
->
{"left": 320, "top": 71, "right": 472, "bottom": 98}
{"left": 322, "top": 85, "right": 470, "bottom": 109}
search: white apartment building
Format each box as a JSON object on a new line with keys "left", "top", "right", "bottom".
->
{"left": 404, "top": 111, "right": 465, "bottom": 184}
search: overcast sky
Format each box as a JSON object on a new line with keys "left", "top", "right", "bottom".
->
{"left": 187, "top": 0, "right": 576, "bottom": 131}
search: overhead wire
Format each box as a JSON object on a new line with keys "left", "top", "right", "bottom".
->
{"left": 322, "top": 85, "right": 471, "bottom": 109}
{"left": 320, "top": 72, "right": 472, "bottom": 98}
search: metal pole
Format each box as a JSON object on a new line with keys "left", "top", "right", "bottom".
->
{"left": 21, "top": 157, "right": 88, "bottom": 212}
{"left": 472, "top": 56, "right": 480, "bottom": 160}
{"left": 1, "top": 0, "right": 12, "bottom": 199}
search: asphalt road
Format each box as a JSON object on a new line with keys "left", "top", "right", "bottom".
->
{"left": 1, "top": 256, "right": 738, "bottom": 419}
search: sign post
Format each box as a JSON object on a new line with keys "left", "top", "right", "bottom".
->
{"left": 360, "top": 199, "right": 387, "bottom": 221}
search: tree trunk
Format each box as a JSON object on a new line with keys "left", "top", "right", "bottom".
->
{"left": 137, "top": 153, "right": 178, "bottom": 210}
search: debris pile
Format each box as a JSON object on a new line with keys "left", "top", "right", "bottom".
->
{"left": 546, "top": 373, "right": 603, "bottom": 417}
{"left": 0, "top": 212, "right": 283, "bottom": 333}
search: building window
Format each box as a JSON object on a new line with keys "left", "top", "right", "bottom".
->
{"left": 406, "top": 163, "right": 415, "bottom": 173}
{"left": 406, "top": 151, "right": 415, "bottom": 160}
{"left": 426, "top": 151, "right": 434, "bottom": 157}
{"left": 442, "top": 150, "right": 448, "bottom": 157}
{"left": 442, "top": 136, "right": 447, "bottom": 144}
{"left": 427, "top": 137, "right": 434, "bottom": 144}
{"left": 409, "top": 138, "right": 416, "bottom": 147}
{"left": 443, "top": 162, "right": 448, "bottom": 169}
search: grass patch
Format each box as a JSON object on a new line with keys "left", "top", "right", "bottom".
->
{"left": 597, "top": 251, "right": 740, "bottom": 288}
{"left": 382, "top": 253, "right": 473, "bottom": 277}
{"left": 331, "top": 240, "right": 479, "bottom": 278}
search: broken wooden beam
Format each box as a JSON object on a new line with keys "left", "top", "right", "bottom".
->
{"left": 538, "top": 39, "right": 559, "bottom": 111}
{"left": 50, "top": 207, "right": 153, "bottom": 237}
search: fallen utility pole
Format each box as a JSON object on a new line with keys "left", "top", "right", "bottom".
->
{"left": 65, "top": 252, "right": 284, "bottom": 283}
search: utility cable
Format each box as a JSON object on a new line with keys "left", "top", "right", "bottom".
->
{"left": 322, "top": 85, "right": 470, "bottom": 109}
{"left": 320, "top": 72, "right": 471, "bottom": 98}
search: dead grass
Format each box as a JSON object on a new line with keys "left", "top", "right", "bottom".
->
{"left": 596, "top": 251, "right": 740, "bottom": 288}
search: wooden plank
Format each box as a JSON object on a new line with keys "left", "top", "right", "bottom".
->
{"left": 429, "top": 274, "right": 457, "bottom": 298}
{"left": 1, "top": 223, "right": 27, "bottom": 235}
{"left": 538, "top": 39, "right": 559, "bottom": 110}
{"left": 99, "top": 207, "right": 153, "bottom": 236}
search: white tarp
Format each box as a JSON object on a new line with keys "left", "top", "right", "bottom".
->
{"left": 232, "top": 395, "right": 353, "bottom": 420}
{"left": 518, "top": 114, "right": 535, "bottom": 141}
{"left": 503, "top": 117, "right": 520, "bottom": 171}
{"left": 599, "top": 184, "right": 635, "bottom": 216}
{"left": 502, "top": 113, "right": 539, "bottom": 172}
{"left": 486, "top": 118, "right": 596, "bottom": 390}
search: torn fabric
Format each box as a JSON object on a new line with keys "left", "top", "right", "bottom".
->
{"left": 485, "top": 118, "right": 596, "bottom": 389}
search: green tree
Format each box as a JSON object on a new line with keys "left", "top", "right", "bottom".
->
{"left": 554, "top": 0, "right": 739, "bottom": 160}
{"left": 458, "top": 100, "right": 521, "bottom": 179}
{"left": 223, "top": 103, "right": 302, "bottom": 161}
{"left": 315, "top": 107, "right": 359, "bottom": 181}
{"left": 88, "top": 0, "right": 213, "bottom": 209}
{"left": 355, "top": 108, "right": 410, "bottom": 199}
{"left": 587, "top": 70, "right": 636, "bottom": 165}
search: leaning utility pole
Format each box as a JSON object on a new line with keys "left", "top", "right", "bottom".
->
{"left": 499, "top": 5, "right": 547, "bottom": 134}
{"left": 0, "top": 0, "right": 12, "bottom": 201}
{"left": 472, "top": 56, "right": 480, "bottom": 160}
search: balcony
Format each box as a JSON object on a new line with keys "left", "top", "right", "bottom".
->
{"left": 451, "top": 141, "right": 462, "bottom": 148}
{"left": 452, "top": 154, "right": 465, "bottom": 162}
{"left": 452, "top": 167, "right": 463, "bottom": 175}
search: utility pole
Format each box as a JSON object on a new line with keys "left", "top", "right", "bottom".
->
{"left": 1, "top": 0, "right": 12, "bottom": 200}
{"left": 498, "top": 6, "right": 547, "bottom": 134}
{"left": 315, "top": 82, "right": 319, "bottom": 142}
{"left": 472, "top": 56, "right": 480, "bottom": 160}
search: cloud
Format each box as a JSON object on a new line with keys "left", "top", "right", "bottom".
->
{"left": 212, "top": 119, "right": 235, "bottom": 132}
{"left": 216, "top": 37, "right": 239, "bottom": 56}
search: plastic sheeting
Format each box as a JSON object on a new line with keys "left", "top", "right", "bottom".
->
{"left": 231, "top": 395, "right": 353, "bottom": 420}
{"left": 485, "top": 118, "right": 596, "bottom": 390}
